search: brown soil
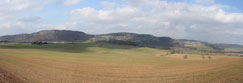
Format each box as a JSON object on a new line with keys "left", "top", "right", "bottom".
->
{"left": 0, "top": 67, "right": 24, "bottom": 83}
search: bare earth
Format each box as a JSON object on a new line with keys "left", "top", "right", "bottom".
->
{"left": 0, "top": 67, "right": 23, "bottom": 83}
{"left": 0, "top": 48, "right": 243, "bottom": 83}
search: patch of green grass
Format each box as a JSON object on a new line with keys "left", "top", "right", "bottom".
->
{"left": 0, "top": 43, "right": 140, "bottom": 53}
{"left": 183, "top": 41, "right": 213, "bottom": 50}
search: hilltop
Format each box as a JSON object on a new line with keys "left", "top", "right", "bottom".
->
{"left": 0, "top": 30, "right": 93, "bottom": 42}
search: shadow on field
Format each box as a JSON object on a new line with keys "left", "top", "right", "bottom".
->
{"left": 0, "top": 43, "right": 139, "bottom": 53}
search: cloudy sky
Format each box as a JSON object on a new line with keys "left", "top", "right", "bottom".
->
{"left": 0, "top": 0, "right": 243, "bottom": 44}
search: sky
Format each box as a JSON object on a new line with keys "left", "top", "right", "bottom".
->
{"left": 0, "top": 0, "right": 243, "bottom": 44}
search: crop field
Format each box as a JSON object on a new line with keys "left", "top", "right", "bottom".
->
{"left": 0, "top": 43, "right": 243, "bottom": 83}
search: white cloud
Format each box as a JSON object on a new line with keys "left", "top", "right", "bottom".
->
{"left": 0, "top": 0, "right": 243, "bottom": 44}
{"left": 0, "top": 0, "right": 83, "bottom": 36}
{"left": 62, "top": 0, "right": 82, "bottom": 6}
{"left": 0, "top": 0, "right": 45, "bottom": 30}
{"left": 18, "top": 16, "right": 41, "bottom": 23}
{"left": 0, "top": 0, "right": 82, "bottom": 29}
{"left": 195, "top": 0, "right": 214, "bottom": 4}
{"left": 70, "top": 7, "right": 140, "bottom": 23}
{"left": 101, "top": 1, "right": 116, "bottom": 9}
{"left": 68, "top": 0, "right": 243, "bottom": 44}
{"left": 123, "top": 0, "right": 161, "bottom": 7}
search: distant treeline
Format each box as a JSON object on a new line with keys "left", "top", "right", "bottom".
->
{"left": 0, "top": 40, "right": 9, "bottom": 43}
{"left": 31, "top": 41, "right": 48, "bottom": 45}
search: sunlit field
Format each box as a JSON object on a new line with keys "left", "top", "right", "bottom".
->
{"left": 0, "top": 43, "right": 243, "bottom": 83}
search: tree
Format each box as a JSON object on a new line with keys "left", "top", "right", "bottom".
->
{"left": 184, "top": 55, "right": 188, "bottom": 59}
{"left": 208, "top": 56, "right": 212, "bottom": 60}
{"left": 32, "top": 41, "right": 48, "bottom": 45}
{"left": 202, "top": 55, "right": 205, "bottom": 60}
{"left": 171, "top": 50, "right": 176, "bottom": 54}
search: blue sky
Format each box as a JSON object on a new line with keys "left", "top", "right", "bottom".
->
{"left": 0, "top": 0, "right": 243, "bottom": 44}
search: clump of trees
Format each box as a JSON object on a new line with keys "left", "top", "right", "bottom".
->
{"left": 0, "top": 40, "right": 9, "bottom": 43}
{"left": 184, "top": 55, "right": 188, "bottom": 59}
{"left": 202, "top": 55, "right": 205, "bottom": 59}
{"left": 170, "top": 50, "right": 176, "bottom": 54}
{"left": 208, "top": 56, "right": 212, "bottom": 60}
{"left": 201, "top": 55, "right": 213, "bottom": 60}
{"left": 32, "top": 41, "right": 48, "bottom": 45}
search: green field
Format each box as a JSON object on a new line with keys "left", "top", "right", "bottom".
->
{"left": 0, "top": 43, "right": 243, "bottom": 83}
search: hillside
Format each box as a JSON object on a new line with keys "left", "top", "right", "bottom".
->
{"left": 0, "top": 30, "right": 93, "bottom": 42}
{"left": 0, "top": 30, "right": 174, "bottom": 49}
{"left": 1, "top": 30, "right": 243, "bottom": 52}
{"left": 90, "top": 32, "right": 173, "bottom": 48}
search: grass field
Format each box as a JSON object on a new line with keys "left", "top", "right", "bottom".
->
{"left": 0, "top": 43, "right": 243, "bottom": 83}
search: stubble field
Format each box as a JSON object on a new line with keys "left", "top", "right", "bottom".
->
{"left": 0, "top": 43, "right": 242, "bottom": 83}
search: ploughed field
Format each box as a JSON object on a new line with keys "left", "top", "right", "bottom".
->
{"left": 0, "top": 43, "right": 242, "bottom": 83}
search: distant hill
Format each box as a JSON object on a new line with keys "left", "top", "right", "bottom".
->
{"left": 0, "top": 30, "right": 243, "bottom": 51}
{"left": 174, "top": 39, "right": 243, "bottom": 52}
{"left": 90, "top": 32, "right": 174, "bottom": 49}
{"left": 173, "top": 39, "right": 214, "bottom": 50}
{"left": 0, "top": 30, "right": 93, "bottom": 42}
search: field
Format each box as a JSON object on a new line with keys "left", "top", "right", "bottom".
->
{"left": 0, "top": 43, "right": 243, "bottom": 83}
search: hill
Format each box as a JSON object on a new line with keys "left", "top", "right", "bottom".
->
{"left": 0, "top": 30, "right": 174, "bottom": 49}
{"left": 0, "top": 30, "right": 93, "bottom": 42}
{"left": 90, "top": 32, "right": 173, "bottom": 49}
{"left": 1, "top": 30, "right": 243, "bottom": 52}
